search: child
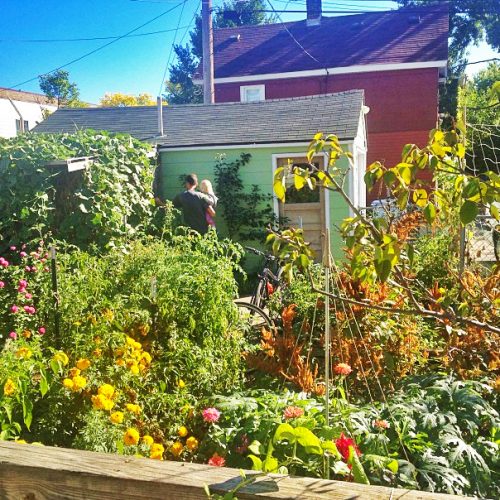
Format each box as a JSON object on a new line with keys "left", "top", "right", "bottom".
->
{"left": 200, "top": 179, "right": 218, "bottom": 228}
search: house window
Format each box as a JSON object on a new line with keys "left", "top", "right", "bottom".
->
{"left": 240, "top": 85, "right": 265, "bottom": 103}
{"left": 15, "top": 119, "right": 29, "bottom": 134}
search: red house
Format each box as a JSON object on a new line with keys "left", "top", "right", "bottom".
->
{"left": 195, "top": 2, "right": 448, "bottom": 202}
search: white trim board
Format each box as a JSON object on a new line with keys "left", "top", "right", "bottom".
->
{"left": 193, "top": 60, "right": 447, "bottom": 85}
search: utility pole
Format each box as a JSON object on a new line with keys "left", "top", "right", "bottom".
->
{"left": 202, "top": 0, "right": 214, "bottom": 104}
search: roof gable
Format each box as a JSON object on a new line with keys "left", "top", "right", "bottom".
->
{"left": 199, "top": 5, "right": 448, "bottom": 79}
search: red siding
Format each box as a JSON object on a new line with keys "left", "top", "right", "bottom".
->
{"left": 215, "top": 68, "right": 440, "bottom": 203}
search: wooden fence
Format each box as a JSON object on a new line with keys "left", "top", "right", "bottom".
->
{"left": 0, "top": 441, "right": 468, "bottom": 499}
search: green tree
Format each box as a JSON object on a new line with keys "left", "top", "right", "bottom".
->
{"left": 99, "top": 92, "right": 157, "bottom": 107}
{"left": 164, "top": 0, "right": 271, "bottom": 104}
{"left": 39, "top": 70, "right": 84, "bottom": 108}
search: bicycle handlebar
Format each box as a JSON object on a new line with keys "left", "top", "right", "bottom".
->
{"left": 245, "top": 246, "right": 277, "bottom": 261}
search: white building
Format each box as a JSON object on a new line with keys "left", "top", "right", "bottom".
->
{"left": 0, "top": 88, "right": 58, "bottom": 138}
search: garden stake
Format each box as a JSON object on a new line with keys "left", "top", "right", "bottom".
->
{"left": 151, "top": 276, "right": 157, "bottom": 332}
{"left": 50, "top": 246, "right": 61, "bottom": 348}
{"left": 322, "top": 229, "right": 332, "bottom": 479}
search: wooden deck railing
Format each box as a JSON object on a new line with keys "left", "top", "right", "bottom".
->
{"left": 0, "top": 441, "right": 468, "bottom": 499}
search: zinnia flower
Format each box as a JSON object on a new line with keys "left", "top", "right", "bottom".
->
{"left": 38, "top": 327, "right": 46, "bottom": 335}
{"left": 170, "top": 441, "right": 183, "bottom": 457}
{"left": 142, "top": 435, "right": 154, "bottom": 447}
{"left": 374, "top": 419, "right": 390, "bottom": 429}
{"left": 110, "top": 411, "right": 124, "bottom": 424}
{"left": 3, "top": 378, "right": 16, "bottom": 396}
{"left": 178, "top": 426, "right": 188, "bottom": 437}
{"left": 0, "top": 281, "right": 4, "bottom": 288}
{"left": 202, "top": 407, "right": 221, "bottom": 423}
{"left": 335, "top": 433, "right": 361, "bottom": 461}
{"left": 76, "top": 358, "right": 91, "bottom": 370}
{"left": 186, "top": 436, "right": 198, "bottom": 451}
{"left": 283, "top": 406, "right": 304, "bottom": 420}
{"left": 334, "top": 363, "right": 352, "bottom": 376}
{"left": 10, "top": 305, "right": 19, "bottom": 313}
{"left": 208, "top": 453, "right": 226, "bottom": 467}
{"left": 150, "top": 443, "right": 164, "bottom": 460}
{"left": 123, "top": 428, "right": 140, "bottom": 446}
{"left": 9, "top": 332, "right": 17, "bottom": 339}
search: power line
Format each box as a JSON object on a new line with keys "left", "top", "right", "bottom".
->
{"left": 465, "top": 58, "right": 499, "bottom": 66}
{"left": 6, "top": 0, "right": 187, "bottom": 90}
{"left": 0, "top": 26, "right": 192, "bottom": 43}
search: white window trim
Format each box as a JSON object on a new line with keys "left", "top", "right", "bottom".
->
{"left": 240, "top": 84, "right": 266, "bottom": 102}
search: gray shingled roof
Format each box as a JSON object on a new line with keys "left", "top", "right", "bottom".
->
{"left": 33, "top": 91, "right": 364, "bottom": 147}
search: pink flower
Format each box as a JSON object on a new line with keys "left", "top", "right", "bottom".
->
{"left": 334, "top": 363, "right": 352, "bottom": 376}
{"left": 0, "top": 281, "right": 4, "bottom": 288}
{"left": 43, "top": 266, "right": 50, "bottom": 272}
{"left": 10, "top": 246, "right": 16, "bottom": 251}
{"left": 208, "top": 453, "right": 226, "bottom": 467}
{"left": 10, "top": 305, "right": 19, "bottom": 313}
{"left": 18, "top": 286, "right": 26, "bottom": 293}
{"left": 374, "top": 419, "right": 390, "bottom": 430}
{"left": 38, "top": 327, "right": 46, "bottom": 335}
{"left": 18, "top": 280, "right": 27, "bottom": 288}
{"left": 24, "top": 293, "right": 32, "bottom": 300}
{"left": 202, "top": 407, "right": 221, "bottom": 423}
{"left": 9, "top": 332, "right": 17, "bottom": 339}
{"left": 335, "top": 433, "right": 361, "bottom": 461}
{"left": 29, "top": 306, "right": 36, "bottom": 314}
{"left": 30, "top": 267, "right": 37, "bottom": 273}
{"left": 283, "top": 406, "right": 304, "bottom": 420}
{"left": 25, "top": 266, "right": 31, "bottom": 272}
{"left": 20, "top": 252, "right": 27, "bottom": 258}
{"left": 21, "top": 244, "right": 26, "bottom": 250}
{"left": 1, "top": 259, "right": 9, "bottom": 268}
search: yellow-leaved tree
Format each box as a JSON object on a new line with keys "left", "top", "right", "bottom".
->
{"left": 99, "top": 92, "right": 157, "bottom": 107}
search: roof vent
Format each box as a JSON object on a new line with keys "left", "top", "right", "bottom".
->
{"left": 306, "top": 0, "right": 322, "bottom": 26}
{"left": 229, "top": 34, "right": 241, "bottom": 42}
{"left": 408, "top": 15, "right": 421, "bottom": 24}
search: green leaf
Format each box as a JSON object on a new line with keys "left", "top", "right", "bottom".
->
{"left": 374, "top": 258, "right": 392, "bottom": 283}
{"left": 490, "top": 204, "right": 499, "bottom": 221}
{"left": 423, "top": 203, "right": 436, "bottom": 224}
{"left": 348, "top": 446, "right": 370, "bottom": 485}
{"left": 248, "top": 440, "right": 262, "bottom": 456}
{"left": 262, "top": 456, "right": 279, "bottom": 473}
{"left": 413, "top": 189, "right": 428, "bottom": 208}
{"left": 273, "top": 423, "right": 296, "bottom": 444}
{"left": 274, "top": 180, "right": 286, "bottom": 202}
{"left": 387, "top": 459, "right": 399, "bottom": 474}
{"left": 295, "top": 427, "right": 322, "bottom": 455}
{"left": 460, "top": 200, "right": 478, "bottom": 225}
{"left": 248, "top": 454, "right": 263, "bottom": 471}
{"left": 321, "top": 441, "right": 341, "bottom": 459}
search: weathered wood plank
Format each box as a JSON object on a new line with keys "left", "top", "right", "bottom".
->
{"left": 0, "top": 441, "right": 468, "bottom": 500}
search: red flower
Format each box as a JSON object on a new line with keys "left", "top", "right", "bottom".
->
{"left": 335, "top": 433, "right": 361, "bottom": 461}
{"left": 283, "top": 406, "right": 304, "bottom": 420}
{"left": 334, "top": 363, "right": 352, "bottom": 376}
{"left": 208, "top": 453, "right": 226, "bottom": 467}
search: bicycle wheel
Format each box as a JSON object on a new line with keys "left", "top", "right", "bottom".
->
{"left": 252, "top": 279, "right": 266, "bottom": 309}
{"left": 234, "top": 300, "right": 274, "bottom": 346}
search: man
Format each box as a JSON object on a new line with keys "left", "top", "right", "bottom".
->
{"left": 173, "top": 173, "right": 215, "bottom": 235}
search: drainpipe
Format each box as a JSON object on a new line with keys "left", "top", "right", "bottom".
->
{"left": 157, "top": 96, "right": 164, "bottom": 136}
{"left": 8, "top": 97, "right": 25, "bottom": 133}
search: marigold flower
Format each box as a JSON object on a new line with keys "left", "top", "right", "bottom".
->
{"left": 374, "top": 419, "right": 390, "bottom": 430}
{"left": 93, "top": 348, "right": 102, "bottom": 357}
{"left": 202, "top": 407, "right": 221, "bottom": 423}
{"left": 98, "top": 384, "right": 115, "bottom": 399}
{"left": 76, "top": 358, "right": 91, "bottom": 370}
{"left": 283, "top": 406, "right": 304, "bottom": 420}
{"left": 334, "top": 363, "right": 352, "bottom": 376}
{"left": 186, "top": 436, "right": 198, "bottom": 451}
{"left": 116, "top": 358, "right": 125, "bottom": 367}
{"left": 142, "top": 435, "right": 154, "bottom": 447}
{"left": 69, "top": 367, "right": 81, "bottom": 378}
{"left": 335, "top": 432, "right": 361, "bottom": 461}
{"left": 3, "top": 378, "right": 16, "bottom": 396}
{"left": 177, "top": 379, "right": 185, "bottom": 389}
{"left": 110, "top": 411, "right": 124, "bottom": 424}
{"left": 208, "top": 453, "right": 226, "bottom": 467}
{"left": 72, "top": 375, "right": 87, "bottom": 391}
{"left": 178, "top": 426, "right": 188, "bottom": 437}
{"left": 150, "top": 443, "right": 164, "bottom": 460}
{"left": 170, "top": 441, "right": 184, "bottom": 457}
{"left": 130, "top": 364, "right": 139, "bottom": 375}
{"left": 92, "top": 394, "right": 114, "bottom": 411}
{"left": 15, "top": 347, "right": 32, "bottom": 359}
{"left": 102, "top": 398, "right": 115, "bottom": 411}
{"left": 125, "top": 403, "right": 141, "bottom": 415}
{"left": 53, "top": 351, "right": 69, "bottom": 366}
{"left": 63, "top": 378, "right": 74, "bottom": 390}
{"left": 123, "top": 428, "right": 140, "bottom": 446}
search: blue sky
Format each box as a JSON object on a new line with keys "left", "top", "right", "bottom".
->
{"left": 0, "top": 0, "right": 497, "bottom": 104}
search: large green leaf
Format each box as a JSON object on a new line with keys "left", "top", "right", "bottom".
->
{"left": 459, "top": 200, "right": 478, "bottom": 225}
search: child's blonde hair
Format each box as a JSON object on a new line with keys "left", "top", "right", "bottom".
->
{"left": 200, "top": 179, "right": 214, "bottom": 196}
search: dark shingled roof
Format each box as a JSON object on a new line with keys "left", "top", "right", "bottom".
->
{"left": 196, "top": 5, "right": 448, "bottom": 79}
{"left": 33, "top": 90, "right": 365, "bottom": 147}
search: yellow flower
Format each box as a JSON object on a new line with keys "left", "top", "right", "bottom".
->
{"left": 103, "top": 309, "right": 114, "bottom": 322}
{"left": 150, "top": 443, "right": 164, "bottom": 460}
{"left": 142, "top": 435, "right": 154, "bottom": 447}
{"left": 126, "top": 336, "right": 136, "bottom": 347}
{"left": 177, "top": 379, "right": 186, "bottom": 389}
{"left": 63, "top": 378, "right": 74, "bottom": 390}
{"left": 69, "top": 367, "right": 81, "bottom": 377}
{"left": 72, "top": 375, "right": 87, "bottom": 391}
{"left": 123, "top": 428, "right": 140, "bottom": 446}
{"left": 125, "top": 403, "right": 141, "bottom": 415}
{"left": 178, "top": 426, "right": 188, "bottom": 438}
{"left": 93, "top": 348, "right": 102, "bottom": 358}
{"left": 97, "top": 384, "right": 115, "bottom": 399}
{"left": 130, "top": 364, "right": 140, "bottom": 375}
{"left": 76, "top": 358, "right": 91, "bottom": 370}
{"left": 3, "top": 378, "right": 16, "bottom": 397}
{"left": 16, "top": 347, "right": 32, "bottom": 359}
{"left": 186, "top": 436, "right": 198, "bottom": 451}
{"left": 115, "top": 348, "right": 125, "bottom": 357}
{"left": 170, "top": 441, "right": 183, "bottom": 457}
{"left": 92, "top": 394, "right": 114, "bottom": 411}
{"left": 102, "top": 398, "right": 115, "bottom": 411}
{"left": 141, "top": 352, "right": 152, "bottom": 364}
{"left": 110, "top": 411, "right": 124, "bottom": 424}
{"left": 115, "top": 358, "right": 125, "bottom": 367}
{"left": 133, "top": 341, "right": 142, "bottom": 350}
{"left": 14, "top": 439, "right": 27, "bottom": 444}
{"left": 53, "top": 351, "right": 69, "bottom": 366}
{"left": 22, "top": 330, "right": 31, "bottom": 339}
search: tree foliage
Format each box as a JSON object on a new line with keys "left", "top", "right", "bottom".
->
{"left": 163, "top": 0, "right": 271, "bottom": 104}
{"left": 99, "top": 92, "right": 156, "bottom": 107}
{"left": 38, "top": 70, "right": 85, "bottom": 108}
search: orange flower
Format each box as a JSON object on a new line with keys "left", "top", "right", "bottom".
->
{"left": 333, "top": 363, "right": 352, "bottom": 376}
